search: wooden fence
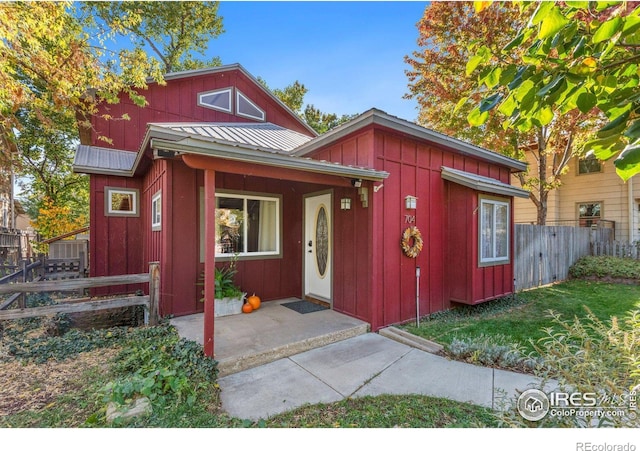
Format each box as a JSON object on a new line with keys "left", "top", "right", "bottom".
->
{"left": 0, "top": 262, "right": 159, "bottom": 326}
{"left": 514, "top": 225, "right": 614, "bottom": 291}
{"left": 591, "top": 240, "right": 640, "bottom": 259}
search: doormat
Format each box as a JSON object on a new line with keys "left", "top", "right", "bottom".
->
{"left": 281, "top": 300, "right": 329, "bottom": 314}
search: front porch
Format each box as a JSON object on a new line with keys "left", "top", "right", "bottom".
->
{"left": 170, "top": 298, "right": 370, "bottom": 376}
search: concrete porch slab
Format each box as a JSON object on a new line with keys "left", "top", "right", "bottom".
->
{"left": 170, "top": 298, "right": 370, "bottom": 377}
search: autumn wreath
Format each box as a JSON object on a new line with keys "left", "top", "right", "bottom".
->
{"left": 401, "top": 226, "right": 423, "bottom": 258}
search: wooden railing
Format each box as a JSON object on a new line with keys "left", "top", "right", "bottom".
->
{"left": 0, "top": 262, "right": 159, "bottom": 326}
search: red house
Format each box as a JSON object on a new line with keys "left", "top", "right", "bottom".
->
{"left": 73, "top": 64, "right": 528, "bottom": 355}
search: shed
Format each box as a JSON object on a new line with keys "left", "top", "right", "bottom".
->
{"left": 74, "top": 64, "right": 528, "bottom": 356}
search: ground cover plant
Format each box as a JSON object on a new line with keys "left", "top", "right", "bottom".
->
{"left": 0, "top": 294, "right": 496, "bottom": 428}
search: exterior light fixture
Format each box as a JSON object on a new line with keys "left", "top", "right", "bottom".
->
{"left": 351, "top": 179, "right": 362, "bottom": 188}
{"left": 405, "top": 195, "right": 417, "bottom": 210}
{"left": 340, "top": 198, "right": 352, "bottom": 210}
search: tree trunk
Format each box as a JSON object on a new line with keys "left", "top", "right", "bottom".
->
{"left": 537, "top": 130, "right": 548, "bottom": 226}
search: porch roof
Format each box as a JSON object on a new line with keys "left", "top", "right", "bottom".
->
{"left": 73, "top": 145, "right": 137, "bottom": 176}
{"left": 441, "top": 166, "right": 530, "bottom": 199}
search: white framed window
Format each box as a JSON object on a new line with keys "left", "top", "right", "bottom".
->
{"left": 479, "top": 196, "right": 510, "bottom": 265}
{"left": 198, "top": 88, "right": 232, "bottom": 113}
{"left": 236, "top": 90, "right": 265, "bottom": 121}
{"left": 151, "top": 190, "right": 161, "bottom": 231}
{"left": 199, "top": 189, "right": 282, "bottom": 261}
{"left": 105, "top": 187, "right": 139, "bottom": 217}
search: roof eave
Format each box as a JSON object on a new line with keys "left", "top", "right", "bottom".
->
{"left": 150, "top": 137, "right": 389, "bottom": 182}
{"left": 441, "top": 166, "right": 530, "bottom": 199}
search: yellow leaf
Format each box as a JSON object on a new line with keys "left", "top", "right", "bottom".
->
{"left": 474, "top": 1, "right": 493, "bottom": 13}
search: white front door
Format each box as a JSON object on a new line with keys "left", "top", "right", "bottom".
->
{"left": 304, "top": 192, "right": 332, "bottom": 302}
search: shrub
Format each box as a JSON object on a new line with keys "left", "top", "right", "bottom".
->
{"left": 497, "top": 308, "right": 640, "bottom": 427}
{"left": 446, "top": 334, "right": 542, "bottom": 372}
{"left": 569, "top": 256, "right": 640, "bottom": 280}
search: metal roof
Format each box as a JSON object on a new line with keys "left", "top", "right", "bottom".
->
{"left": 73, "top": 145, "right": 137, "bottom": 176}
{"left": 440, "top": 166, "right": 530, "bottom": 198}
{"left": 146, "top": 122, "right": 313, "bottom": 153}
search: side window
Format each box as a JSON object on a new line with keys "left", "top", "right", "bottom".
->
{"left": 105, "top": 187, "right": 139, "bottom": 217}
{"left": 151, "top": 191, "right": 161, "bottom": 231}
{"left": 479, "top": 196, "right": 510, "bottom": 265}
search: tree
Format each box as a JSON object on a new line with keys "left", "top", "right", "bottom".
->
{"left": 258, "top": 78, "right": 354, "bottom": 134}
{"left": 1, "top": 2, "right": 226, "bottom": 236}
{"left": 85, "top": 1, "right": 224, "bottom": 73}
{"left": 467, "top": 1, "right": 640, "bottom": 181}
{"left": 405, "top": 1, "right": 601, "bottom": 224}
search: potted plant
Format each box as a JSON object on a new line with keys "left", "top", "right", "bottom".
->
{"left": 198, "top": 256, "right": 246, "bottom": 317}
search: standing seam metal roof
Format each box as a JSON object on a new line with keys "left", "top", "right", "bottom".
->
{"left": 148, "top": 122, "right": 313, "bottom": 153}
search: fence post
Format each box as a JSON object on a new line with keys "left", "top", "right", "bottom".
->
{"left": 19, "top": 259, "right": 27, "bottom": 309}
{"left": 147, "top": 262, "right": 160, "bottom": 326}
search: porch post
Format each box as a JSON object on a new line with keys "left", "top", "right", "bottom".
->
{"left": 203, "top": 169, "right": 216, "bottom": 357}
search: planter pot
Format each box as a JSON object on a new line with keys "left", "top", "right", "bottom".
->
{"left": 215, "top": 295, "right": 245, "bottom": 317}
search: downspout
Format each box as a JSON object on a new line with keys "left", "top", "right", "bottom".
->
{"left": 629, "top": 177, "right": 634, "bottom": 242}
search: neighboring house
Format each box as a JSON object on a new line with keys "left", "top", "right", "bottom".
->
{"left": 514, "top": 151, "right": 638, "bottom": 241}
{"left": 73, "top": 64, "right": 528, "bottom": 352}
{"left": 0, "top": 171, "right": 35, "bottom": 262}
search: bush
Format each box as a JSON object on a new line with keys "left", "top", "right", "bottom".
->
{"left": 569, "top": 256, "right": 640, "bottom": 280}
{"left": 446, "top": 334, "right": 541, "bottom": 372}
{"left": 497, "top": 308, "right": 640, "bottom": 427}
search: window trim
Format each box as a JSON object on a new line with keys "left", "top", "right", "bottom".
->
{"left": 104, "top": 187, "right": 139, "bottom": 217}
{"left": 577, "top": 154, "right": 603, "bottom": 175}
{"left": 151, "top": 190, "right": 161, "bottom": 231}
{"left": 199, "top": 189, "right": 283, "bottom": 262}
{"left": 478, "top": 195, "right": 510, "bottom": 267}
{"left": 577, "top": 201, "right": 603, "bottom": 227}
{"left": 197, "top": 87, "right": 233, "bottom": 113}
{"left": 236, "top": 89, "right": 265, "bottom": 121}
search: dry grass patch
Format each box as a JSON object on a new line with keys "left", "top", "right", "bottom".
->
{"left": 0, "top": 348, "right": 118, "bottom": 417}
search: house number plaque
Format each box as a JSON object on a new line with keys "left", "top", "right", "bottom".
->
{"left": 405, "top": 215, "right": 416, "bottom": 224}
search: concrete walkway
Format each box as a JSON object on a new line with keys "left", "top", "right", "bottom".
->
{"left": 218, "top": 333, "right": 549, "bottom": 421}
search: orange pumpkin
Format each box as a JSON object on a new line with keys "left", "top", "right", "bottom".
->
{"left": 247, "top": 294, "right": 261, "bottom": 310}
{"left": 242, "top": 303, "right": 253, "bottom": 314}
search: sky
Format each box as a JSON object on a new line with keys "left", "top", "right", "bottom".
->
{"left": 209, "top": 1, "right": 428, "bottom": 121}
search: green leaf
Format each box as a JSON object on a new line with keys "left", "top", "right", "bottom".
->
{"left": 479, "top": 93, "right": 502, "bottom": 112}
{"left": 498, "top": 93, "right": 518, "bottom": 117}
{"left": 576, "top": 91, "right": 597, "bottom": 113}
{"left": 624, "top": 119, "right": 640, "bottom": 140}
{"left": 537, "top": 75, "right": 566, "bottom": 97}
{"left": 466, "top": 55, "right": 485, "bottom": 76}
{"left": 597, "top": 111, "right": 630, "bottom": 138}
{"left": 485, "top": 67, "right": 502, "bottom": 88}
{"left": 499, "top": 65, "right": 518, "bottom": 86}
{"left": 468, "top": 107, "right": 489, "bottom": 126}
{"left": 538, "top": 6, "right": 570, "bottom": 39}
{"left": 584, "top": 135, "right": 626, "bottom": 160}
{"left": 530, "top": 1, "right": 554, "bottom": 26}
{"left": 615, "top": 140, "right": 640, "bottom": 181}
{"left": 593, "top": 17, "right": 622, "bottom": 43}
{"left": 453, "top": 96, "right": 469, "bottom": 114}
{"left": 572, "top": 36, "right": 587, "bottom": 58}
{"left": 536, "top": 106, "right": 554, "bottom": 126}
{"left": 514, "top": 79, "right": 536, "bottom": 102}
{"left": 503, "top": 31, "right": 525, "bottom": 52}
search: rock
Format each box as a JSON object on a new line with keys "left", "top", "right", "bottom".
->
{"left": 106, "top": 397, "right": 152, "bottom": 424}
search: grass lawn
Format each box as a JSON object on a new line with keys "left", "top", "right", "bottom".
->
{"left": 403, "top": 280, "right": 640, "bottom": 354}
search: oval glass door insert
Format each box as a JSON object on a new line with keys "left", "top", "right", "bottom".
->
{"left": 315, "top": 205, "right": 329, "bottom": 277}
